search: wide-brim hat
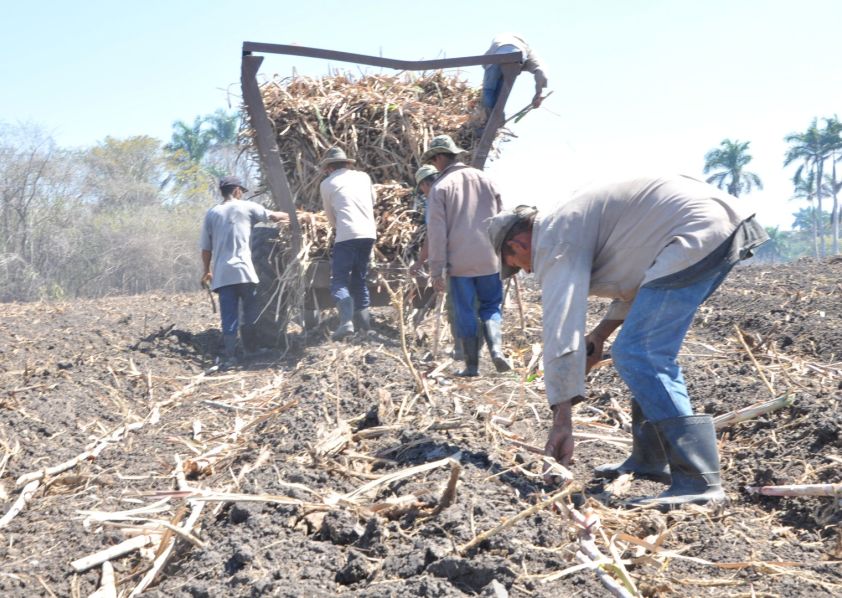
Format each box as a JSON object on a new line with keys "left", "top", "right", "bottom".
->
{"left": 421, "top": 135, "right": 467, "bottom": 162}
{"left": 487, "top": 205, "right": 538, "bottom": 279}
{"left": 319, "top": 147, "right": 356, "bottom": 167}
{"left": 414, "top": 164, "right": 439, "bottom": 188}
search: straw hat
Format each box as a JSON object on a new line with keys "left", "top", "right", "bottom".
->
{"left": 319, "top": 147, "right": 356, "bottom": 167}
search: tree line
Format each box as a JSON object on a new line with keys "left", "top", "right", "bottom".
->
{"left": 2, "top": 110, "right": 839, "bottom": 302}
{"left": 703, "top": 115, "right": 842, "bottom": 261}
{"left": 0, "top": 110, "right": 253, "bottom": 302}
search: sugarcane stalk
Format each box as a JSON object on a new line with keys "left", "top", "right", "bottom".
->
{"left": 713, "top": 394, "right": 792, "bottom": 429}
{"left": 745, "top": 483, "right": 842, "bottom": 497}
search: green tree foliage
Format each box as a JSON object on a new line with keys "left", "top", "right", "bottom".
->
{"left": 0, "top": 123, "right": 217, "bottom": 301}
{"left": 703, "top": 139, "right": 763, "bottom": 197}
{"left": 783, "top": 117, "right": 842, "bottom": 256}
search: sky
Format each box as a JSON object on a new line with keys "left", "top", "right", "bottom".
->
{"left": 3, "top": 0, "right": 841, "bottom": 230}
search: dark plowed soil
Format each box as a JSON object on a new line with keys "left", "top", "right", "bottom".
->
{"left": 1, "top": 258, "right": 840, "bottom": 597}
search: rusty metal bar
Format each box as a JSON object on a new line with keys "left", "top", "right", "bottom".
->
{"left": 242, "top": 42, "right": 522, "bottom": 70}
{"left": 240, "top": 54, "right": 302, "bottom": 253}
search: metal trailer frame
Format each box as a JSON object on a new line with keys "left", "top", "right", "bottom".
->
{"left": 240, "top": 41, "right": 523, "bottom": 255}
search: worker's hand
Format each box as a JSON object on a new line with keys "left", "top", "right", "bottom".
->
{"left": 270, "top": 211, "right": 290, "bottom": 225}
{"left": 432, "top": 275, "right": 447, "bottom": 294}
{"left": 585, "top": 332, "right": 606, "bottom": 373}
{"left": 201, "top": 272, "right": 212, "bottom": 289}
{"left": 544, "top": 402, "right": 574, "bottom": 470}
{"left": 531, "top": 93, "right": 544, "bottom": 109}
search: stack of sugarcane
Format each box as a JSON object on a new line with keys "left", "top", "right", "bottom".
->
{"left": 249, "top": 71, "right": 509, "bottom": 260}
{"left": 242, "top": 71, "right": 507, "bottom": 333}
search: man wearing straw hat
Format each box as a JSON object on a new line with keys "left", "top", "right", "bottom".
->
{"left": 422, "top": 134, "right": 513, "bottom": 376}
{"left": 486, "top": 175, "right": 768, "bottom": 508}
{"left": 200, "top": 175, "right": 290, "bottom": 367}
{"left": 319, "top": 147, "right": 377, "bottom": 340}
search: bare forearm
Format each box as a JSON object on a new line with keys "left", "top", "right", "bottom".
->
{"left": 201, "top": 250, "right": 212, "bottom": 275}
{"left": 592, "top": 318, "right": 622, "bottom": 342}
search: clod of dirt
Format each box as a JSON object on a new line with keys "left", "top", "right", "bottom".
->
{"left": 426, "top": 556, "right": 515, "bottom": 593}
{"left": 318, "top": 510, "right": 363, "bottom": 545}
{"left": 335, "top": 550, "right": 373, "bottom": 585}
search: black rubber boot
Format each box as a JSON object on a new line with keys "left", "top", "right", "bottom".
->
{"left": 353, "top": 308, "right": 372, "bottom": 333}
{"left": 482, "top": 319, "right": 513, "bottom": 372}
{"left": 220, "top": 334, "right": 239, "bottom": 369}
{"left": 331, "top": 297, "right": 355, "bottom": 340}
{"left": 455, "top": 336, "right": 479, "bottom": 377}
{"left": 594, "top": 401, "right": 671, "bottom": 483}
{"left": 627, "top": 414, "right": 726, "bottom": 509}
{"left": 452, "top": 337, "right": 465, "bottom": 361}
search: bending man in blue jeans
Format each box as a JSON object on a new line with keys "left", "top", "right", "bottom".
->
{"left": 482, "top": 33, "right": 548, "bottom": 115}
{"left": 487, "top": 175, "right": 768, "bottom": 508}
{"left": 319, "top": 147, "right": 377, "bottom": 340}
{"left": 200, "top": 176, "right": 288, "bottom": 366}
{"left": 423, "top": 134, "right": 513, "bottom": 376}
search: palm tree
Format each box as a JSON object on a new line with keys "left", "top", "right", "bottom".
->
{"left": 822, "top": 116, "right": 842, "bottom": 254}
{"left": 703, "top": 139, "right": 763, "bottom": 197}
{"left": 784, "top": 119, "right": 832, "bottom": 257}
{"left": 165, "top": 117, "right": 213, "bottom": 163}
{"left": 790, "top": 172, "right": 821, "bottom": 257}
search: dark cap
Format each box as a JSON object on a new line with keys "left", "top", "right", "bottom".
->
{"left": 219, "top": 175, "right": 248, "bottom": 192}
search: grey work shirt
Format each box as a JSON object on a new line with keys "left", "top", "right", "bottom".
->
{"left": 535, "top": 175, "right": 769, "bottom": 406}
{"left": 200, "top": 200, "right": 269, "bottom": 291}
{"left": 426, "top": 162, "right": 502, "bottom": 278}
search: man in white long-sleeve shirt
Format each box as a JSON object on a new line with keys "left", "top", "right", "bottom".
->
{"left": 487, "top": 175, "right": 768, "bottom": 508}
{"left": 319, "top": 147, "right": 377, "bottom": 340}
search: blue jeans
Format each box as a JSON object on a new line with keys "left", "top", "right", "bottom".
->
{"left": 449, "top": 274, "right": 503, "bottom": 338}
{"left": 611, "top": 263, "right": 734, "bottom": 423}
{"left": 482, "top": 44, "right": 519, "bottom": 111}
{"left": 218, "top": 283, "right": 259, "bottom": 338}
{"left": 330, "top": 238, "right": 375, "bottom": 308}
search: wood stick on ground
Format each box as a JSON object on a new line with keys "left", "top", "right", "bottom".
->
{"left": 512, "top": 275, "right": 526, "bottom": 333}
{"left": 88, "top": 561, "right": 116, "bottom": 598}
{"left": 0, "top": 479, "right": 40, "bottom": 529}
{"left": 16, "top": 421, "right": 144, "bottom": 487}
{"left": 129, "top": 456, "right": 206, "bottom": 597}
{"left": 713, "top": 394, "right": 793, "bottom": 429}
{"left": 421, "top": 459, "right": 462, "bottom": 519}
{"left": 458, "top": 484, "right": 577, "bottom": 554}
{"left": 340, "top": 454, "right": 461, "bottom": 502}
{"left": 734, "top": 324, "right": 776, "bottom": 397}
{"left": 70, "top": 535, "right": 156, "bottom": 573}
{"left": 575, "top": 550, "right": 636, "bottom": 598}
{"left": 380, "top": 276, "right": 433, "bottom": 405}
{"left": 745, "top": 483, "right": 842, "bottom": 497}
{"left": 432, "top": 292, "right": 446, "bottom": 360}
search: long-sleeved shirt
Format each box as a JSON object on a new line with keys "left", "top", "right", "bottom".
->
{"left": 534, "top": 175, "right": 768, "bottom": 405}
{"left": 426, "top": 162, "right": 502, "bottom": 278}
{"left": 200, "top": 200, "right": 269, "bottom": 291}
{"left": 484, "top": 33, "right": 548, "bottom": 97}
{"left": 319, "top": 168, "right": 377, "bottom": 243}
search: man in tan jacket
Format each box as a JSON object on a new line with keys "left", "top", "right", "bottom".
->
{"left": 487, "top": 175, "right": 768, "bottom": 508}
{"left": 423, "top": 135, "right": 513, "bottom": 376}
